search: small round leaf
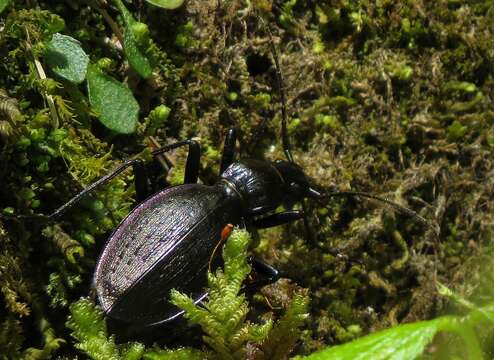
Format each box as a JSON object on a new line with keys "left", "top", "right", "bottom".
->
{"left": 45, "top": 33, "right": 89, "bottom": 84}
{"left": 86, "top": 65, "right": 139, "bottom": 134}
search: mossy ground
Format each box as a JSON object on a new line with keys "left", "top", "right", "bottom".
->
{"left": 0, "top": 0, "right": 493, "bottom": 358}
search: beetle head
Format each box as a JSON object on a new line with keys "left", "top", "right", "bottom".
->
{"left": 273, "top": 160, "right": 314, "bottom": 200}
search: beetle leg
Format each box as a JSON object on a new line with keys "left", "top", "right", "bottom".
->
{"left": 132, "top": 159, "right": 151, "bottom": 202}
{"left": 245, "top": 257, "right": 280, "bottom": 289}
{"left": 252, "top": 210, "right": 303, "bottom": 229}
{"left": 151, "top": 139, "right": 200, "bottom": 184}
{"left": 220, "top": 128, "right": 237, "bottom": 174}
{"left": 46, "top": 158, "right": 150, "bottom": 219}
{"left": 301, "top": 200, "right": 316, "bottom": 246}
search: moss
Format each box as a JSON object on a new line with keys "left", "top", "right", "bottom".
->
{"left": 67, "top": 298, "right": 142, "bottom": 359}
{"left": 1, "top": 0, "right": 494, "bottom": 357}
{"left": 170, "top": 228, "right": 309, "bottom": 359}
{"left": 171, "top": 229, "right": 271, "bottom": 359}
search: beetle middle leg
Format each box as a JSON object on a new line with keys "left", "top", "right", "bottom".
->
{"left": 151, "top": 139, "right": 201, "bottom": 184}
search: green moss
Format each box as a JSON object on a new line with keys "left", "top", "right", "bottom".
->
{"left": 143, "top": 348, "right": 204, "bottom": 360}
{"left": 175, "top": 21, "right": 194, "bottom": 49}
{"left": 143, "top": 105, "right": 171, "bottom": 136}
{"left": 1, "top": 0, "right": 494, "bottom": 357}
{"left": 447, "top": 120, "right": 468, "bottom": 141}
{"left": 171, "top": 229, "right": 271, "bottom": 358}
{"left": 171, "top": 228, "right": 309, "bottom": 359}
{"left": 67, "top": 298, "right": 134, "bottom": 359}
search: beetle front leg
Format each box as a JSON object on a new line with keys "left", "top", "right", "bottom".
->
{"left": 252, "top": 210, "right": 303, "bottom": 229}
{"left": 151, "top": 139, "right": 200, "bottom": 184}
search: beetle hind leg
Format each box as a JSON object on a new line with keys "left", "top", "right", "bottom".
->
{"left": 45, "top": 158, "right": 151, "bottom": 219}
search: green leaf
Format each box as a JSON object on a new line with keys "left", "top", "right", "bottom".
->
{"left": 466, "top": 302, "right": 494, "bottom": 325}
{"left": 0, "top": 0, "right": 10, "bottom": 14}
{"left": 113, "top": 0, "right": 154, "bottom": 78}
{"left": 301, "top": 317, "right": 452, "bottom": 360}
{"left": 86, "top": 65, "right": 139, "bottom": 134}
{"left": 145, "top": 0, "right": 185, "bottom": 9}
{"left": 45, "top": 33, "right": 89, "bottom": 84}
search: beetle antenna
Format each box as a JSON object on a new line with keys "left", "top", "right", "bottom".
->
{"left": 308, "top": 188, "right": 440, "bottom": 236}
{"left": 259, "top": 16, "right": 293, "bottom": 163}
{"left": 258, "top": 16, "right": 322, "bottom": 245}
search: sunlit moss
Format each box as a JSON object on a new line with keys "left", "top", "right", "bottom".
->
{"left": 1, "top": 0, "right": 494, "bottom": 357}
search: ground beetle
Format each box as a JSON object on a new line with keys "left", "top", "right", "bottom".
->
{"left": 4, "top": 21, "right": 433, "bottom": 335}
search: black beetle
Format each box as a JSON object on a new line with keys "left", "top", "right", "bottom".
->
{"left": 3, "top": 22, "right": 433, "bottom": 335}
{"left": 94, "top": 146, "right": 316, "bottom": 328}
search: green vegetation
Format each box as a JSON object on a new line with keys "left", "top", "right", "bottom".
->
{"left": 300, "top": 301, "right": 494, "bottom": 360}
{"left": 113, "top": 0, "right": 156, "bottom": 79}
{"left": 45, "top": 33, "right": 89, "bottom": 84}
{"left": 1, "top": 0, "right": 494, "bottom": 358}
{"left": 86, "top": 63, "right": 140, "bottom": 133}
{"left": 144, "top": 0, "right": 185, "bottom": 10}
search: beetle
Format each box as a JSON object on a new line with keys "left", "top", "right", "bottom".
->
{"left": 46, "top": 130, "right": 332, "bottom": 331}
{"left": 2, "top": 21, "right": 433, "bottom": 337}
